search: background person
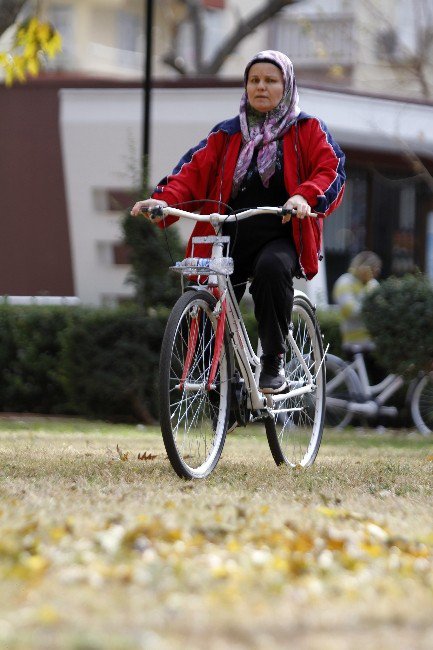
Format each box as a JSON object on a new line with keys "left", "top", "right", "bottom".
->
{"left": 131, "top": 49, "right": 345, "bottom": 394}
{"left": 333, "top": 250, "right": 382, "bottom": 348}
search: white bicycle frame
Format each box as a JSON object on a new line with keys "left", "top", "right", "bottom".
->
{"left": 158, "top": 205, "right": 321, "bottom": 416}
{"left": 350, "top": 349, "right": 404, "bottom": 404}
{"left": 330, "top": 348, "right": 404, "bottom": 418}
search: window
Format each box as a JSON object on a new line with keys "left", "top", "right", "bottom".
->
{"left": 93, "top": 188, "right": 136, "bottom": 212}
{"left": 391, "top": 185, "right": 416, "bottom": 274}
{"left": 96, "top": 242, "right": 131, "bottom": 266}
{"left": 273, "top": 2, "right": 354, "bottom": 68}
{"left": 324, "top": 172, "right": 367, "bottom": 255}
{"left": 324, "top": 170, "right": 368, "bottom": 300}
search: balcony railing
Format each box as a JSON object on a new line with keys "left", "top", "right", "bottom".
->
{"left": 273, "top": 13, "right": 354, "bottom": 68}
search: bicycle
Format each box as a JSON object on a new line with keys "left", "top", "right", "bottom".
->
{"left": 325, "top": 343, "right": 433, "bottom": 435}
{"left": 143, "top": 204, "right": 326, "bottom": 479}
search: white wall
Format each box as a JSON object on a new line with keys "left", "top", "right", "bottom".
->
{"left": 59, "top": 89, "right": 140, "bottom": 306}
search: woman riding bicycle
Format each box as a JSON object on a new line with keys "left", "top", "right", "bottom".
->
{"left": 131, "top": 49, "right": 345, "bottom": 394}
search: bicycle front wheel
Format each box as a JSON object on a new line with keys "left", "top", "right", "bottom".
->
{"left": 265, "top": 295, "right": 326, "bottom": 468}
{"left": 159, "top": 290, "right": 232, "bottom": 479}
{"left": 410, "top": 372, "right": 433, "bottom": 435}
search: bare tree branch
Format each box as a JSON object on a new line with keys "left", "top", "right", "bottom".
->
{"left": 162, "top": 0, "right": 204, "bottom": 73}
{"left": 0, "top": 0, "right": 27, "bottom": 36}
{"left": 163, "top": 0, "right": 299, "bottom": 76}
{"left": 186, "top": 0, "right": 204, "bottom": 71}
{"left": 201, "top": 0, "right": 299, "bottom": 75}
{"left": 361, "top": 0, "right": 432, "bottom": 99}
{"left": 396, "top": 135, "right": 433, "bottom": 192}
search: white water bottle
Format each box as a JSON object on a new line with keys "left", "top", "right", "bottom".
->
{"left": 208, "top": 257, "right": 234, "bottom": 275}
{"left": 175, "top": 257, "right": 234, "bottom": 275}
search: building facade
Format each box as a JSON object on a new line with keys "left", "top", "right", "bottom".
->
{"left": 1, "top": 76, "right": 432, "bottom": 305}
{"left": 0, "top": 0, "right": 432, "bottom": 305}
{"left": 31, "top": 0, "right": 433, "bottom": 100}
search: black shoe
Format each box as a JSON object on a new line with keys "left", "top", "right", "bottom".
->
{"left": 259, "top": 354, "right": 287, "bottom": 394}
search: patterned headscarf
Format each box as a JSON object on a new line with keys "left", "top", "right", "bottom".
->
{"left": 232, "top": 50, "right": 300, "bottom": 197}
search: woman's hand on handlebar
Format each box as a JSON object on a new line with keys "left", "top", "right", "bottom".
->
{"left": 282, "top": 195, "right": 312, "bottom": 223}
{"left": 130, "top": 198, "right": 168, "bottom": 222}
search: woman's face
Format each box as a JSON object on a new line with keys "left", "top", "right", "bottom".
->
{"left": 246, "top": 62, "right": 285, "bottom": 113}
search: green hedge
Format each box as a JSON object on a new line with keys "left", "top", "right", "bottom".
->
{"left": 0, "top": 305, "right": 167, "bottom": 422}
{"left": 0, "top": 301, "right": 342, "bottom": 422}
{"left": 59, "top": 307, "right": 167, "bottom": 422}
{"left": 0, "top": 305, "right": 72, "bottom": 414}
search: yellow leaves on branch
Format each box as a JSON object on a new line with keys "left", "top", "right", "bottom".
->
{"left": 0, "top": 17, "right": 62, "bottom": 86}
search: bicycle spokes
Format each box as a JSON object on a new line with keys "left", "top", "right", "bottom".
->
{"left": 179, "top": 307, "right": 201, "bottom": 390}
{"left": 159, "top": 291, "right": 231, "bottom": 479}
{"left": 265, "top": 296, "right": 325, "bottom": 468}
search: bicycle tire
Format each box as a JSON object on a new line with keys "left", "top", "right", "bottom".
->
{"left": 159, "top": 290, "right": 232, "bottom": 478}
{"left": 325, "top": 353, "right": 359, "bottom": 428}
{"left": 410, "top": 372, "right": 433, "bottom": 436}
{"left": 265, "top": 295, "right": 326, "bottom": 468}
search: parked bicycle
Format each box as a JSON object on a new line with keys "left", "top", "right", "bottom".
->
{"left": 141, "top": 204, "right": 326, "bottom": 479}
{"left": 325, "top": 343, "right": 433, "bottom": 435}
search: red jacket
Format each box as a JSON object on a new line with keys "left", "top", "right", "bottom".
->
{"left": 153, "top": 112, "right": 345, "bottom": 279}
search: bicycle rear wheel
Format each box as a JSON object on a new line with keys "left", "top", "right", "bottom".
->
{"left": 325, "top": 354, "right": 357, "bottom": 428}
{"left": 265, "top": 295, "right": 326, "bottom": 468}
{"left": 410, "top": 372, "right": 433, "bottom": 435}
{"left": 159, "top": 290, "right": 232, "bottom": 478}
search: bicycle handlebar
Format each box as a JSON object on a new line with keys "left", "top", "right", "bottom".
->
{"left": 141, "top": 205, "right": 318, "bottom": 222}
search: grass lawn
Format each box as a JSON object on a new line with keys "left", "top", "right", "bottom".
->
{"left": 0, "top": 416, "right": 433, "bottom": 649}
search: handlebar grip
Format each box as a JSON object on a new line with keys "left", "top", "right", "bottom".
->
{"left": 149, "top": 205, "right": 164, "bottom": 220}
{"left": 139, "top": 205, "right": 164, "bottom": 220}
{"left": 281, "top": 207, "right": 318, "bottom": 218}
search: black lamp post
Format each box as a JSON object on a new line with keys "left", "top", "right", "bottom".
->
{"left": 143, "top": 0, "right": 154, "bottom": 187}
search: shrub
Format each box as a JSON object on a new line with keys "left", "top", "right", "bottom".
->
{"left": 363, "top": 273, "right": 433, "bottom": 378}
{"left": 0, "top": 305, "right": 169, "bottom": 422}
{"left": 60, "top": 306, "right": 167, "bottom": 422}
{"left": 0, "top": 305, "right": 72, "bottom": 413}
{"left": 0, "top": 305, "right": 17, "bottom": 408}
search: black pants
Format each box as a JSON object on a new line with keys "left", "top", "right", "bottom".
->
{"left": 230, "top": 237, "right": 299, "bottom": 356}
